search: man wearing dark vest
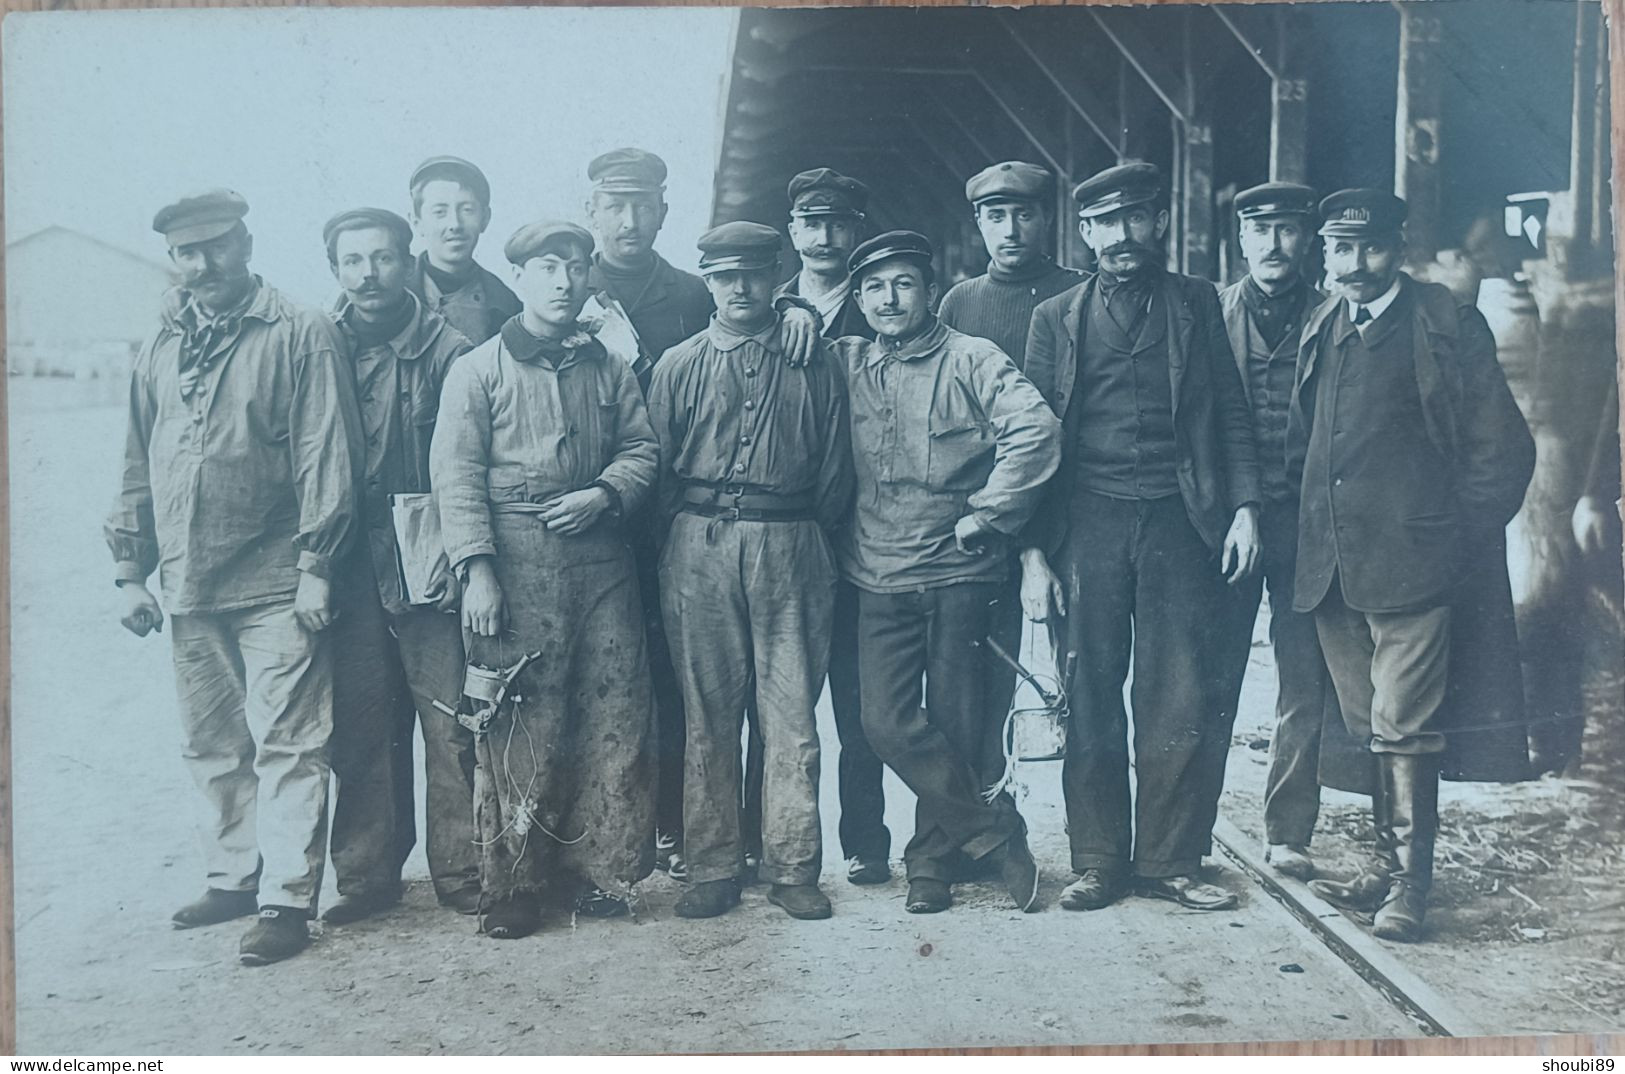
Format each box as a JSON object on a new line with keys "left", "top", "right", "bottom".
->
{"left": 1214, "top": 182, "right": 1337, "bottom": 881}
{"left": 938, "top": 161, "right": 1082, "bottom": 371}
{"left": 407, "top": 156, "right": 522, "bottom": 346}
{"left": 1294, "top": 189, "right": 1533, "bottom": 942}
{"left": 1021, "top": 162, "right": 1262, "bottom": 914}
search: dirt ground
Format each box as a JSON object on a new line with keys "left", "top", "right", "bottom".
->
{"left": 6, "top": 377, "right": 1619, "bottom": 1052}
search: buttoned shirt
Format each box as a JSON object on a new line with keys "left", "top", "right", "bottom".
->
{"left": 646, "top": 314, "right": 854, "bottom": 535}
{"left": 1347, "top": 277, "right": 1402, "bottom": 336}
{"left": 831, "top": 318, "right": 1061, "bottom": 593}
{"left": 106, "top": 278, "right": 363, "bottom": 614}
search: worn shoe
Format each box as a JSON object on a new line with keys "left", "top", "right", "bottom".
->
{"left": 673, "top": 879, "right": 741, "bottom": 919}
{"left": 238, "top": 906, "right": 310, "bottom": 966}
{"left": 1059, "top": 869, "right": 1123, "bottom": 912}
{"left": 1265, "top": 844, "right": 1317, "bottom": 881}
{"left": 998, "top": 833, "right": 1041, "bottom": 912}
{"left": 321, "top": 886, "right": 401, "bottom": 925}
{"left": 1138, "top": 875, "right": 1239, "bottom": 911}
{"left": 438, "top": 886, "right": 484, "bottom": 916}
{"left": 1372, "top": 884, "right": 1427, "bottom": 943}
{"left": 904, "top": 879, "right": 952, "bottom": 914}
{"left": 846, "top": 856, "right": 891, "bottom": 886}
{"left": 574, "top": 887, "right": 632, "bottom": 918}
{"left": 1308, "top": 871, "right": 1391, "bottom": 912}
{"left": 768, "top": 883, "right": 833, "bottom": 920}
{"left": 172, "top": 888, "right": 258, "bottom": 930}
{"left": 482, "top": 894, "right": 542, "bottom": 940}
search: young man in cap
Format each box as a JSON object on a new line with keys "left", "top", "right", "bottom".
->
{"left": 1293, "top": 190, "right": 1533, "bottom": 942}
{"left": 319, "top": 207, "right": 480, "bottom": 924}
{"left": 830, "top": 229, "right": 1060, "bottom": 916}
{"left": 431, "top": 220, "right": 660, "bottom": 939}
{"left": 1213, "top": 182, "right": 1338, "bottom": 881}
{"left": 1021, "top": 161, "right": 1262, "bottom": 914}
{"left": 647, "top": 221, "right": 854, "bottom": 922}
{"left": 108, "top": 189, "right": 362, "bottom": 964}
{"left": 584, "top": 147, "right": 820, "bottom": 882}
{"left": 938, "top": 161, "right": 1083, "bottom": 370}
{"left": 408, "top": 155, "right": 522, "bottom": 346}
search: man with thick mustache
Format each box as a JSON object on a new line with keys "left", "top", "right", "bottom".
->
{"left": 407, "top": 156, "right": 521, "bottom": 346}
{"left": 1022, "top": 162, "right": 1261, "bottom": 914}
{"left": 108, "top": 189, "right": 362, "bottom": 964}
{"left": 1214, "top": 183, "right": 1339, "bottom": 881}
{"left": 319, "top": 208, "right": 480, "bottom": 924}
{"left": 1293, "top": 190, "right": 1533, "bottom": 942}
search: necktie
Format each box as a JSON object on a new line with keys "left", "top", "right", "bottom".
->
{"left": 1353, "top": 306, "right": 1373, "bottom": 327}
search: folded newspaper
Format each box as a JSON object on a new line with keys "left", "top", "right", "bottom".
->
{"left": 390, "top": 492, "right": 451, "bottom": 606}
{"left": 578, "top": 290, "right": 648, "bottom": 381}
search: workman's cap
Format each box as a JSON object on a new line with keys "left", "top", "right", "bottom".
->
{"left": 966, "top": 161, "right": 1054, "bottom": 207}
{"left": 1317, "top": 188, "right": 1408, "bottom": 238}
{"left": 1235, "top": 182, "right": 1318, "bottom": 221}
{"left": 696, "top": 220, "right": 781, "bottom": 275}
{"left": 152, "top": 188, "right": 250, "bottom": 247}
{"left": 788, "top": 168, "right": 869, "bottom": 218}
{"left": 322, "top": 207, "right": 414, "bottom": 259}
{"left": 589, "top": 147, "right": 668, "bottom": 195}
{"left": 409, "top": 156, "right": 491, "bottom": 207}
{"left": 1072, "top": 162, "right": 1165, "bottom": 220}
{"left": 505, "top": 220, "right": 595, "bottom": 266}
{"left": 847, "top": 230, "right": 935, "bottom": 282}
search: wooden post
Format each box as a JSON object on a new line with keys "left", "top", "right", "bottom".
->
{"left": 1394, "top": 2, "right": 1444, "bottom": 263}
{"left": 1181, "top": 11, "right": 1216, "bottom": 279}
{"left": 1270, "top": 11, "right": 1310, "bottom": 183}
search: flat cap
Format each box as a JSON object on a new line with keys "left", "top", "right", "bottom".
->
{"left": 697, "top": 220, "right": 781, "bottom": 275}
{"left": 152, "top": 188, "right": 249, "bottom": 247}
{"left": 323, "top": 207, "right": 414, "bottom": 258}
{"left": 847, "top": 229, "right": 934, "bottom": 282}
{"left": 589, "top": 147, "right": 668, "bottom": 195}
{"left": 409, "top": 156, "right": 491, "bottom": 206}
{"left": 788, "top": 168, "right": 869, "bottom": 217}
{"left": 1235, "top": 182, "right": 1317, "bottom": 221}
{"left": 1318, "top": 188, "right": 1408, "bottom": 238}
{"left": 504, "top": 220, "right": 595, "bottom": 266}
{"left": 1072, "top": 162, "right": 1164, "bottom": 220}
{"left": 966, "top": 161, "right": 1054, "bottom": 206}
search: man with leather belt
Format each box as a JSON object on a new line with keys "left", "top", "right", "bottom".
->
{"left": 647, "top": 221, "right": 854, "bottom": 922}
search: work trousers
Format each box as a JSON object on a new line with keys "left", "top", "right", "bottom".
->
{"left": 662, "top": 513, "right": 835, "bottom": 888}
{"left": 169, "top": 597, "right": 332, "bottom": 913}
{"left": 857, "top": 579, "right": 1023, "bottom": 884}
{"left": 633, "top": 518, "right": 688, "bottom": 841}
{"left": 1217, "top": 499, "right": 1336, "bottom": 847}
{"left": 1053, "top": 492, "right": 1229, "bottom": 880}
{"left": 1313, "top": 581, "right": 1450, "bottom": 755}
{"left": 328, "top": 560, "right": 476, "bottom": 901}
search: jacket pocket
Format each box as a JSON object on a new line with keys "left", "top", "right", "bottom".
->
{"left": 927, "top": 422, "right": 991, "bottom": 491}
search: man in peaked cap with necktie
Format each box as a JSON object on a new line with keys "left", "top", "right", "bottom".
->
{"left": 407, "top": 155, "right": 522, "bottom": 345}
{"left": 1212, "top": 182, "right": 1341, "bottom": 883}
{"left": 1021, "top": 162, "right": 1262, "bottom": 915}
{"left": 776, "top": 167, "right": 875, "bottom": 341}
{"left": 1292, "top": 189, "right": 1533, "bottom": 942}
{"left": 107, "top": 189, "right": 363, "bottom": 964}
{"left": 647, "top": 222, "right": 854, "bottom": 923}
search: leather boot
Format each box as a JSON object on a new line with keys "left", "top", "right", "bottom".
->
{"left": 1308, "top": 768, "right": 1398, "bottom": 912}
{"left": 1373, "top": 752, "right": 1439, "bottom": 943}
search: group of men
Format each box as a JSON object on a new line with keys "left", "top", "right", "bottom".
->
{"left": 108, "top": 143, "right": 1534, "bottom": 966}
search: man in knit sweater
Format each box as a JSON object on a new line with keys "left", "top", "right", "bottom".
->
{"left": 937, "top": 161, "right": 1082, "bottom": 372}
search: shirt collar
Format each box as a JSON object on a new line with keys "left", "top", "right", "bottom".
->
{"left": 337, "top": 290, "right": 438, "bottom": 361}
{"left": 500, "top": 315, "right": 595, "bottom": 366}
{"left": 706, "top": 313, "right": 783, "bottom": 353}
{"left": 177, "top": 275, "right": 267, "bottom": 333}
{"left": 1346, "top": 276, "right": 1402, "bottom": 325}
{"left": 866, "top": 317, "right": 948, "bottom": 367}
{"left": 1242, "top": 272, "right": 1305, "bottom": 309}
{"left": 987, "top": 254, "right": 1057, "bottom": 285}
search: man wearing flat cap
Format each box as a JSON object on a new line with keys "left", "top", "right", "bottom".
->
{"left": 776, "top": 167, "right": 875, "bottom": 341}
{"left": 647, "top": 221, "right": 854, "bottom": 923}
{"left": 107, "top": 189, "right": 363, "bottom": 964}
{"left": 830, "top": 229, "right": 1060, "bottom": 916}
{"left": 939, "top": 161, "right": 1082, "bottom": 370}
{"left": 1022, "top": 161, "right": 1262, "bottom": 914}
{"left": 584, "top": 148, "right": 822, "bottom": 884}
{"left": 408, "top": 155, "right": 521, "bottom": 345}
{"left": 1213, "top": 182, "right": 1341, "bottom": 882}
{"left": 431, "top": 220, "right": 660, "bottom": 940}
{"left": 1291, "top": 189, "right": 1534, "bottom": 942}
{"left": 317, "top": 207, "right": 480, "bottom": 926}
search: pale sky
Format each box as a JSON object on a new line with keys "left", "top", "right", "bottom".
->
{"left": 4, "top": 7, "right": 737, "bottom": 306}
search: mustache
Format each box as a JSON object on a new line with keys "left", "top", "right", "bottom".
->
{"left": 1103, "top": 241, "right": 1151, "bottom": 258}
{"left": 1336, "top": 273, "right": 1379, "bottom": 286}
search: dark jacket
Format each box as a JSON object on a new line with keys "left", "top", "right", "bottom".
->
{"left": 774, "top": 273, "right": 874, "bottom": 341}
{"left": 407, "top": 254, "right": 521, "bottom": 347}
{"left": 1288, "top": 275, "right": 1535, "bottom": 613}
{"left": 1023, "top": 269, "right": 1261, "bottom": 555}
{"left": 588, "top": 253, "right": 714, "bottom": 375}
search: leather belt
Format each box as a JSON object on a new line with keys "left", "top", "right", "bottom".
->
{"left": 679, "top": 485, "right": 816, "bottom": 523}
